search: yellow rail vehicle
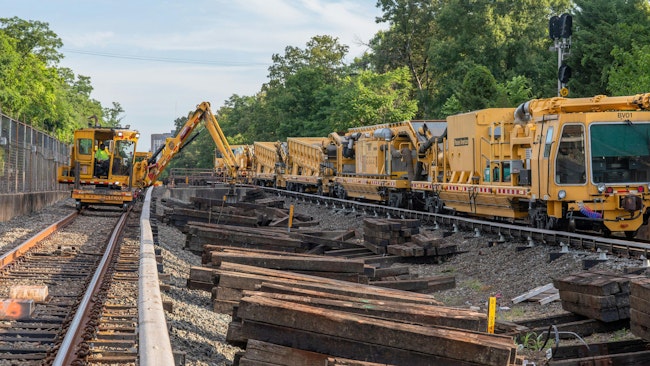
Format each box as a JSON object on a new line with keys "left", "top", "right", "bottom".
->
{"left": 412, "top": 94, "right": 650, "bottom": 238}
{"left": 58, "top": 126, "right": 140, "bottom": 210}
{"left": 285, "top": 137, "right": 336, "bottom": 195}
{"left": 252, "top": 141, "right": 287, "bottom": 188}
{"left": 331, "top": 120, "right": 444, "bottom": 208}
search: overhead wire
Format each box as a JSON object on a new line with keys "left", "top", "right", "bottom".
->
{"left": 62, "top": 48, "right": 270, "bottom": 67}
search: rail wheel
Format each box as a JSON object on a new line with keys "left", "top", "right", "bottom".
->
{"left": 388, "top": 192, "right": 405, "bottom": 208}
{"left": 625, "top": 230, "right": 638, "bottom": 239}
{"left": 333, "top": 184, "right": 347, "bottom": 199}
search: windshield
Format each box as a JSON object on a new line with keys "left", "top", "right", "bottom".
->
{"left": 111, "top": 140, "right": 136, "bottom": 176}
{"left": 590, "top": 122, "right": 650, "bottom": 184}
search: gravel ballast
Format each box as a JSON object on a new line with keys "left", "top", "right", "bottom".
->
{"left": 2, "top": 191, "right": 645, "bottom": 365}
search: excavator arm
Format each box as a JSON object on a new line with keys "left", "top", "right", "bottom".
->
{"left": 141, "top": 101, "right": 239, "bottom": 187}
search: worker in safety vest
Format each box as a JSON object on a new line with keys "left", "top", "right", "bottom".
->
{"left": 95, "top": 143, "right": 110, "bottom": 177}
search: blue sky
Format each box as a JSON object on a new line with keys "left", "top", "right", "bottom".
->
{"left": 3, "top": 0, "right": 386, "bottom": 150}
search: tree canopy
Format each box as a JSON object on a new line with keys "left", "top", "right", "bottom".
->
{"left": 0, "top": 16, "right": 121, "bottom": 142}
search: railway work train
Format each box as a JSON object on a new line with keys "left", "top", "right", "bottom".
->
{"left": 247, "top": 93, "right": 650, "bottom": 238}
{"left": 57, "top": 94, "right": 650, "bottom": 237}
{"left": 58, "top": 102, "right": 241, "bottom": 210}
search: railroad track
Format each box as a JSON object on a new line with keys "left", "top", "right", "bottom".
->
{"left": 256, "top": 185, "right": 650, "bottom": 260}
{"left": 0, "top": 188, "right": 173, "bottom": 365}
{"left": 0, "top": 208, "right": 124, "bottom": 364}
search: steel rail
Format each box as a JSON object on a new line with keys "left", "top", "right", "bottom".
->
{"left": 0, "top": 211, "right": 77, "bottom": 269}
{"left": 53, "top": 210, "right": 130, "bottom": 365}
{"left": 138, "top": 187, "right": 175, "bottom": 365}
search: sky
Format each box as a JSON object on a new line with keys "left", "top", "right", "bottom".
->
{"left": 3, "top": 0, "right": 387, "bottom": 151}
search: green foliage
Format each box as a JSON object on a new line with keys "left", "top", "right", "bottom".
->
{"left": 516, "top": 332, "right": 548, "bottom": 351}
{"left": 327, "top": 67, "right": 417, "bottom": 131}
{"left": 608, "top": 44, "right": 650, "bottom": 95}
{"left": 457, "top": 65, "right": 499, "bottom": 111}
{"left": 570, "top": 0, "right": 650, "bottom": 97}
{"left": 0, "top": 17, "right": 121, "bottom": 143}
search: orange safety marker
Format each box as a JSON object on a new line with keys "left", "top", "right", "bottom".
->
{"left": 0, "top": 299, "right": 35, "bottom": 320}
{"left": 487, "top": 296, "right": 496, "bottom": 334}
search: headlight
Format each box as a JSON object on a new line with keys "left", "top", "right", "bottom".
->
{"left": 597, "top": 183, "right": 606, "bottom": 193}
{"left": 558, "top": 190, "right": 566, "bottom": 199}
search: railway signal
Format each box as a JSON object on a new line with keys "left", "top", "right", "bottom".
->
{"left": 550, "top": 13, "right": 572, "bottom": 96}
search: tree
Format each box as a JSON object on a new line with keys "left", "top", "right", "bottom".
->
{"left": 457, "top": 65, "right": 499, "bottom": 111}
{"left": 369, "top": 0, "right": 438, "bottom": 118}
{"left": 103, "top": 102, "right": 125, "bottom": 127}
{"left": 264, "top": 35, "right": 350, "bottom": 139}
{"left": 608, "top": 45, "right": 650, "bottom": 95}
{"left": 0, "top": 16, "right": 114, "bottom": 142}
{"left": 327, "top": 67, "right": 417, "bottom": 131}
{"left": 0, "top": 17, "right": 63, "bottom": 65}
{"left": 570, "top": 0, "right": 650, "bottom": 97}
{"left": 428, "top": 0, "right": 570, "bottom": 112}
{"left": 268, "top": 35, "right": 349, "bottom": 86}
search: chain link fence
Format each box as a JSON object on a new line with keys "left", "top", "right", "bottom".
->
{"left": 0, "top": 112, "right": 70, "bottom": 193}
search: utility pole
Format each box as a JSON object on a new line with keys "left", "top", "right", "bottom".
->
{"left": 549, "top": 14, "right": 573, "bottom": 97}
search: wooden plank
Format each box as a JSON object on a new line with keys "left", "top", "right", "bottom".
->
{"left": 324, "top": 248, "right": 371, "bottom": 257}
{"left": 369, "top": 278, "right": 429, "bottom": 291}
{"left": 213, "top": 252, "right": 366, "bottom": 273}
{"left": 241, "top": 339, "right": 331, "bottom": 365}
{"left": 525, "top": 318, "right": 630, "bottom": 339}
{"left": 538, "top": 292, "right": 560, "bottom": 305}
{"left": 512, "top": 283, "right": 555, "bottom": 304}
{"left": 217, "top": 262, "right": 442, "bottom": 306}
{"left": 239, "top": 320, "right": 493, "bottom": 366}
{"left": 237, "top": 295, "right": 516, "bottom": 366}
{"left": 550, "top": 338, "right": 650, "bottom": 360}
{"left": 373, "top": 266, "right": 411, "bottom": 278}
{"left": 242, "top": 290, "right": 487, "bottom": 331}
{"left": 326, "top": 357, "right": 398, "bottom": 366}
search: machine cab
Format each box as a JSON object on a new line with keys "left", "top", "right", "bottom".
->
{"left": 58, "top": 127, "right": 140, "bottom": 188}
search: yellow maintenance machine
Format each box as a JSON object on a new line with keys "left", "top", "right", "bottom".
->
{"left": 411, "top": 94, "right": 650, "bottom": 237}
{"left": 57, "top": 125, "right": 141, "bottom": 211}
{"left": 331, "top": 121, "right": 441, "bottom": 208}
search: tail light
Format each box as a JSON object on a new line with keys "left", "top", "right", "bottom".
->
{"left": 638, "top": 186, "right": 645, "bottom": 193}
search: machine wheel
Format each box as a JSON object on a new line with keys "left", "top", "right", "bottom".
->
{"left": 388, "top": 192, "right": 404, "bottom": 208}
{"left": 625, "top": 230, "right": 638, "bottom": 239}
{"left": 334, "top": 184, "right": 347, "bottom": 199}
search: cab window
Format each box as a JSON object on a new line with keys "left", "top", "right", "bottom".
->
{"left": 555, "top": 125, "right": 586, "bottom": 185}
{"left": 78, "top": 139, "right": 92, "bottom": 155}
